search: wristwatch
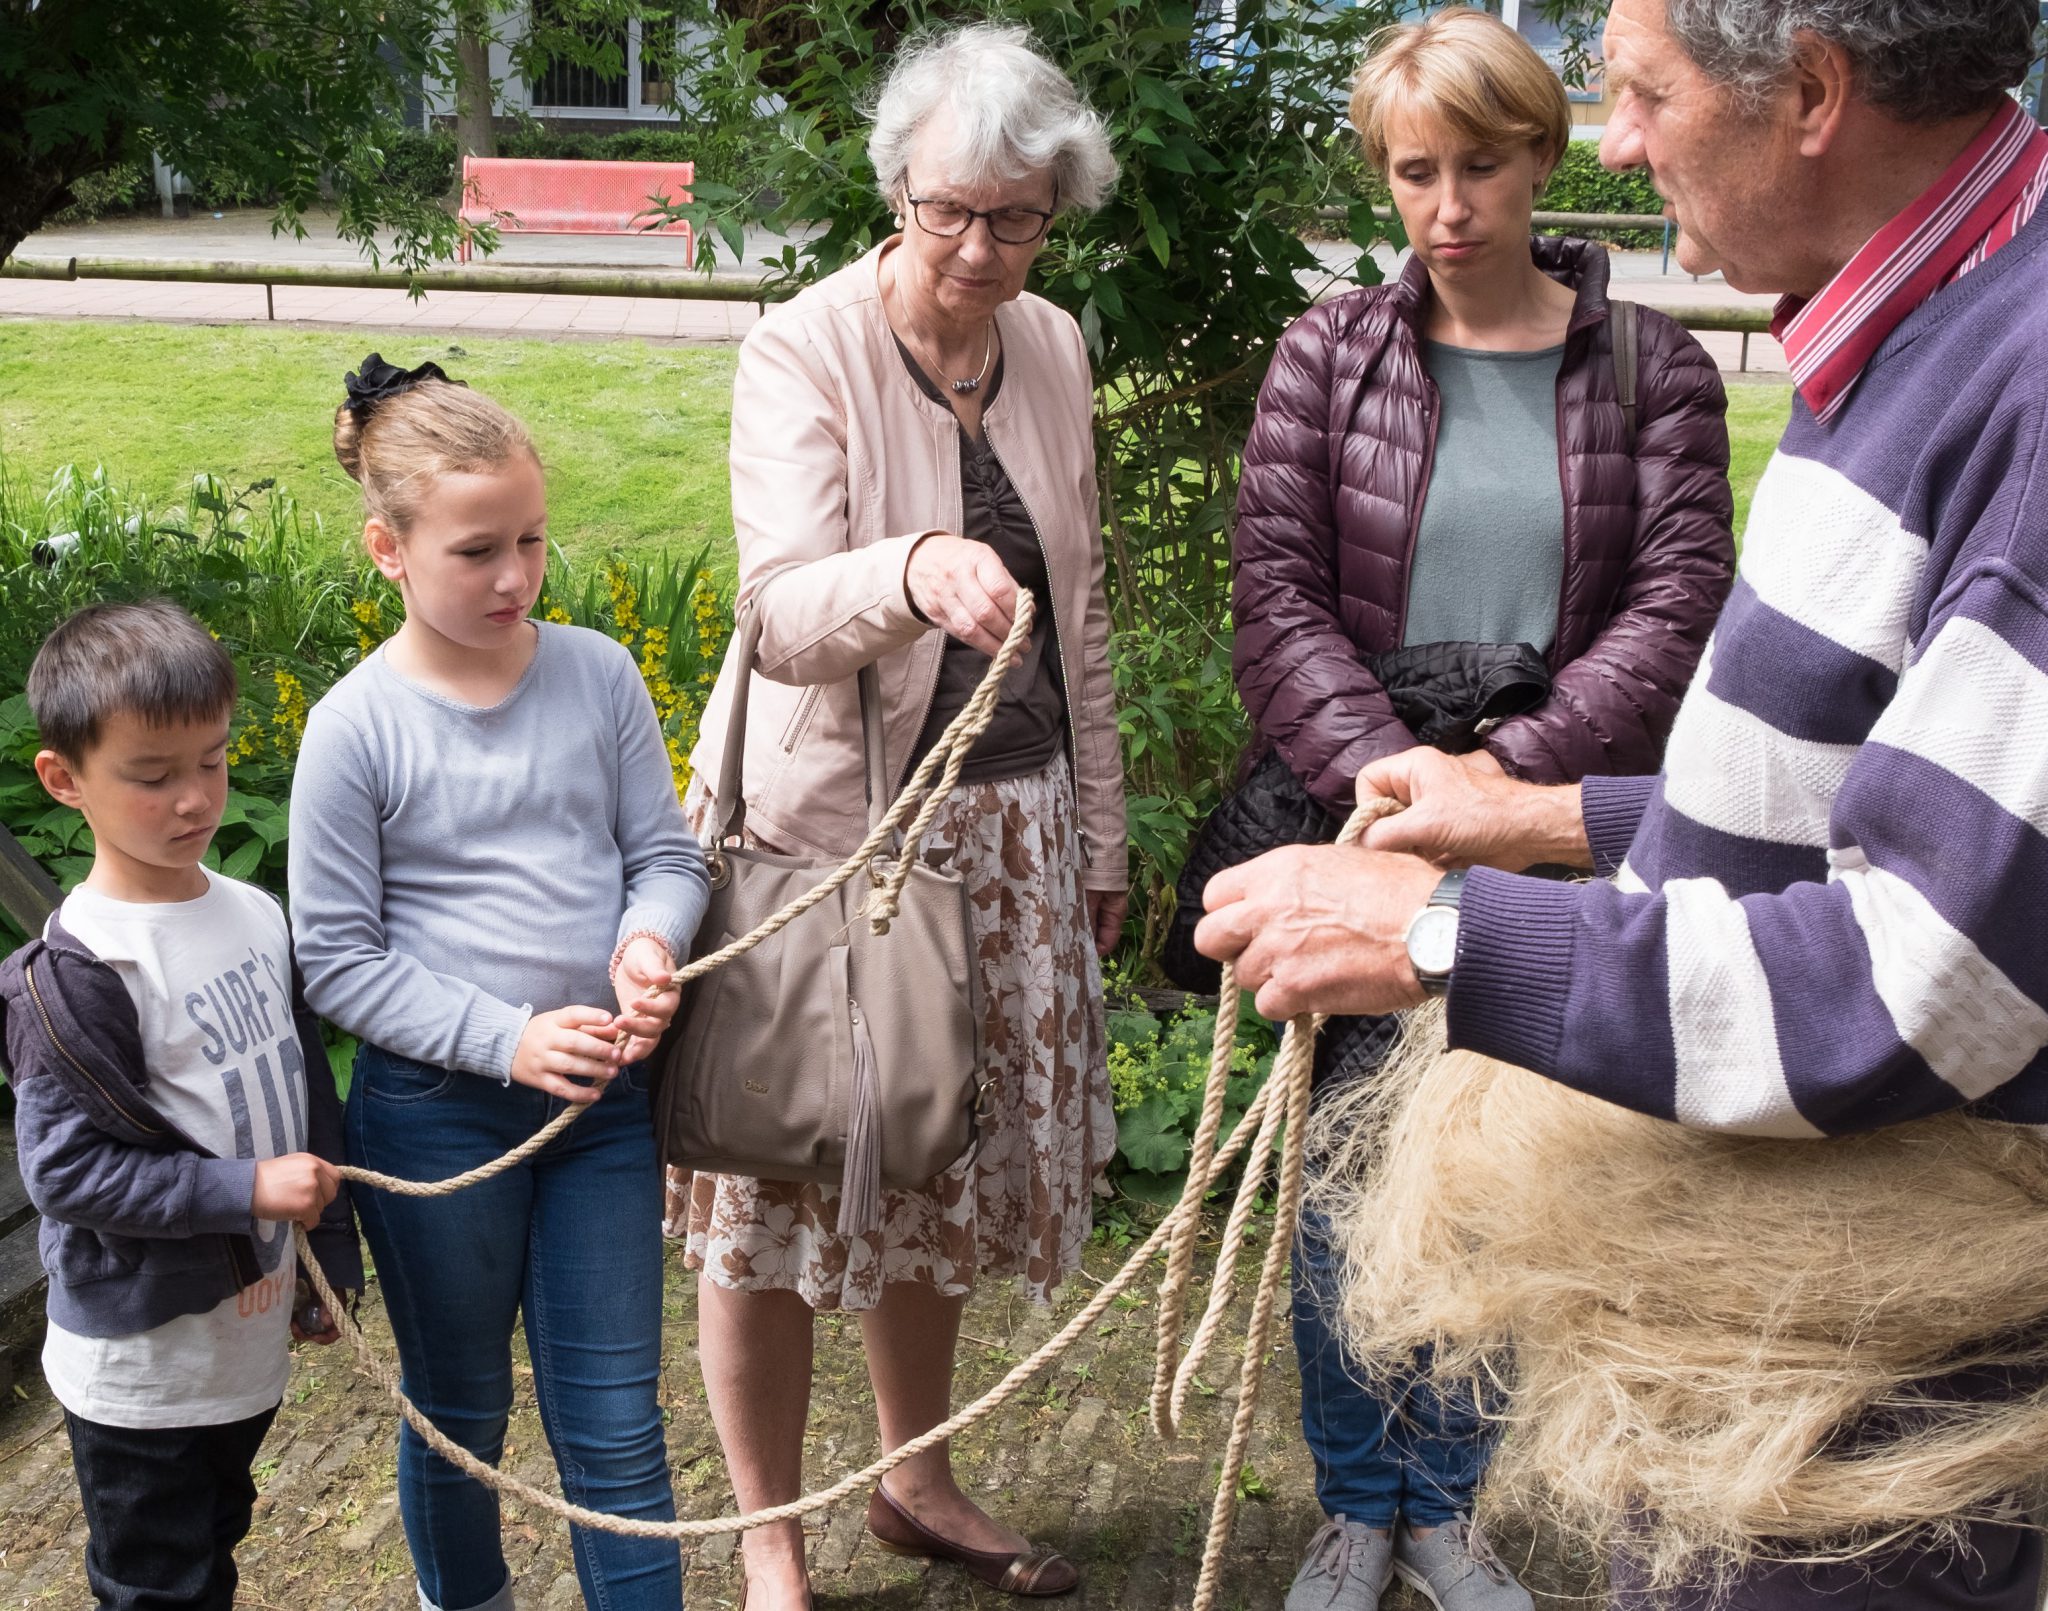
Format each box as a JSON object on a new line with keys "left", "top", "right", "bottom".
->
{"left": 1403, "top": 870, "right": 1468, "bottom": 999}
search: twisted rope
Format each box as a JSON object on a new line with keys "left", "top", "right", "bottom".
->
{"left": 335, "top": 597, "right": 1036, "bottom": 1199}
{"left": 1148, "top": 796, "right": 1400, "bottom": 1611}
{"left": 303, "top": 590, "right": 1400, "bottom": 1607}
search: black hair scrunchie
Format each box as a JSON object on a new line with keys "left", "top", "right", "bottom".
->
{"left": 342, "top": 352, "right": 460, "bottom": 417}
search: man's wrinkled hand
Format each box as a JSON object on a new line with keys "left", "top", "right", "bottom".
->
{"left": 1191, "top": 843, "right": 1440, "bottom": 1020}
{"left": 1356, "top": 748, "right": 1592, "bottom": 871}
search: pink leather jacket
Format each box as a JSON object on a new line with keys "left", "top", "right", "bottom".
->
{"left": 689, "top": 242, "right": 1128, "bottom": 892}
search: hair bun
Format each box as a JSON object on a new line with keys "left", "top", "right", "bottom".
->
{"left": 333, "top": 405, "right": 366, "bottom": 482}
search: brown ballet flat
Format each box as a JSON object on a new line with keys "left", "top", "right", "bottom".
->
{"left": 866, "top": 1482, "right": 1080, "bottom": 1596}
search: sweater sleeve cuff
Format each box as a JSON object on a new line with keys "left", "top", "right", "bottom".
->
{"left": 614, "top": 899, "right": 704, "bottom": 977}
{"left": 457, "top": 997, "right": 534, "bottom": 1085}
{"left": 189, "top": 1157, "right": 259, "bottom": 1236}
{"left": 1445, "top": 867, "right": 1580, "bottom": 1078}
{"left": 1579, "top": 773, "right": 1658, "bottom": 876}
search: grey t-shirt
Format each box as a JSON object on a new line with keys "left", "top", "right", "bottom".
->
{"left": 288, "top": 622, "right": 710, "bottom": 1080}
{"left": 1402, "top": 340, "right": 1568, "bottom": 652}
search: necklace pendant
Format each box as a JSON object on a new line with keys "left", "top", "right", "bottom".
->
{"left": 950, "top": 376, "right": 981, "bottom": 395}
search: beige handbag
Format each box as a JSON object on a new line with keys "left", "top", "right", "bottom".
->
{"left": 654, "top": 609, "right": 984, "bottom": 1236}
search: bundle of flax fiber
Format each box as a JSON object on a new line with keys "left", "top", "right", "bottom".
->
{"left": 1308, "top": 1002, "right": 2048, "bottom": 1593}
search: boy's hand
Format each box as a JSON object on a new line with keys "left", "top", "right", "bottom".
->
{"left": 611, "top": 937, "right": 680, "bottom": 1065}
{"left": 291, "top": 1276, "right": 348, "bottom": 1345}
{"left": 510, "top": 1006, "right": 619, "bottom": 1102}
{"left": 252, "top": 1153, "right": 340, "bottom": 1229}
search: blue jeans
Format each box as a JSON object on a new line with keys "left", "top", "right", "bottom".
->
{"left": 1293, "top": 1020, "right": 1491, "bottom": 1529}
{"left": 346, "top": 1045, "right": 680, "bottom": 1611}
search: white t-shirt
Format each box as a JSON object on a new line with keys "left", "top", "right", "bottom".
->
{"left": 41, "top": 869, "right": 309, "bottom": 1428}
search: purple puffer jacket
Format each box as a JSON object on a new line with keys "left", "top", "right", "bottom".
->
{"left": 1232, "top": 236, "right": 1735, "bottom": 809}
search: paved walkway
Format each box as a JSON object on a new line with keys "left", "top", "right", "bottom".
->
{"left": 4, "top": 208, "right": 1787, "bottom": 374}
{"left": 0, "top": 1224, "right": 1605, "bottom": 1610}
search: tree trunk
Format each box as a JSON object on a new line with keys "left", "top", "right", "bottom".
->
{"left": 448, "top": 3, "right": 496, "bottom": 210}
{"left": 0, "top": 140, "right": 102, "bottom": 267}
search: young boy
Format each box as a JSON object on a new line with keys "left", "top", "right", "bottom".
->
{"left": 0, "top": 599, "right": 362, "bottom": 1610}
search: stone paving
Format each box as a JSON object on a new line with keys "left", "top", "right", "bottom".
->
{"left": 0, "top": 1225, "right": 1604, "bottom": 1611}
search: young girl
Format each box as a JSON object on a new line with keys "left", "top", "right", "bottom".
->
{"left": 288, "top": 355, "right": 708, "bottom": 1611}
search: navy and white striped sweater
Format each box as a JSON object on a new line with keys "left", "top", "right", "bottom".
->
{"left": 1451, "top": 202, "right": 2048, "bottom": 1137}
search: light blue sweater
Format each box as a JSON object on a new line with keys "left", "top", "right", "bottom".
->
{"left": 288, "top": 622, "right": 709, "bottom": 1080}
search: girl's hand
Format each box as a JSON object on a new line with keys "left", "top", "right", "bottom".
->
{"left": 510, "top": 1006, "right": 620, "bottom": 1102}
{"left": 611, "top": 936, "right": 680, "bottom": 1065}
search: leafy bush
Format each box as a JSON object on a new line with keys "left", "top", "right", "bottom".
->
{"left": 376, "top": 127, "right": 460, "bottom": 203}
{"left": 47, "top": 163, "right": 158, "bottom": 226}
{"left": 1538, "top": 142, "right": 1667, "bottom": 246}
{"left": 1105, "top": 990, "right": 1277, "bottom": 1197}
{"left": 0, "top": 459, "right": 732, "bottom": 956}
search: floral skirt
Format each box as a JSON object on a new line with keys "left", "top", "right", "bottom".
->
{"left": 665, "top": 752, "right": 1114, "bottom": 1310}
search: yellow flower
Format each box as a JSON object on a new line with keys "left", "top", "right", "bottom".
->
{"left": 270, "top": 668, "right": 308, "bottom": 749}
{"left": 350, "top": 597, "right": 380, "bottom": 626}
{"left": 604, "top": 561, "right": 643, "bottom": 648}
{"left": 543, "top": 605, "right": 571, "bottom": 625}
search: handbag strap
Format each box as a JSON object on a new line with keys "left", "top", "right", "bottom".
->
{"left": 1611, "top": 297, "right": 1640, "bottom": 449}
{"left": 711, "top": 605, "right": 891, "bottom": 845}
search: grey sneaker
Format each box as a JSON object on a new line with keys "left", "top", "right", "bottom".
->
{"left": 1392, "top": 1516, "right": 1534, "bottom": 1611}
{"left": 1285, "top": 1516, "right": 1395, "bottom": 1611}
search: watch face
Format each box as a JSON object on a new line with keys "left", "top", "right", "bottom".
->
{"left": 1408, "top": 905, "right": 1459, "bottom": 977}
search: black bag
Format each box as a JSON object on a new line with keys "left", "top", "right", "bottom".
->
{"left": 1160, "top": 640, "right": 1550, "bottom": 994}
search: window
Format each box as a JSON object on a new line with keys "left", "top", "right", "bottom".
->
{"left": 527, "top": 4, "right": 681, "bottom": 115}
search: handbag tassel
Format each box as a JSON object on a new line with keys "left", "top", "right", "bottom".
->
{"left": 835, "top": 999, "right": 884, "bottom": 1238}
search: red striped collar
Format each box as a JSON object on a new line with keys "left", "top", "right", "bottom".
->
{"left": 1772, "top": 101, "right": 2048, "bottom": 425}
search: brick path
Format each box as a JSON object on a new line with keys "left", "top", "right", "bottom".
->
{"left": 0, "top": 1226, "right": 1603, "bottom": 1610}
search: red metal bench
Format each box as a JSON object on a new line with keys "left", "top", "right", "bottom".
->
{"left": 458, "top": 156, "right": 695, "bottom": 262}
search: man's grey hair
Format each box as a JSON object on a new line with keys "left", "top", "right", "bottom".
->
{"left": 867, "top": 23, "right": 1119, "bottom": 213}
{"left": 1664, "top": 0, "right": 2040, "bottom": 123}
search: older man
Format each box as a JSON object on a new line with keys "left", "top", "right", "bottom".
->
{"left": 1198, "top": 0, "right": 2048, "bottom": 1606}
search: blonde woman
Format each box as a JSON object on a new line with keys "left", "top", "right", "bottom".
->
{"left": 1228, "top": 11, "right": 1734, "bottom": 1610}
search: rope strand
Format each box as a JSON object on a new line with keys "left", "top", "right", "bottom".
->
{"left": 307, "top": 591, "right": 1401, "bottom": 1611}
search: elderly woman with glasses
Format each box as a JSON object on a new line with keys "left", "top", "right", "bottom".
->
{"left": 669, "top": 22, "right": 1126, "bottom": 1610}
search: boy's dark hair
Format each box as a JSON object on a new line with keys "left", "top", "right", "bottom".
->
{"left": 27, "top": 600, "right": 238, "bottom": 760}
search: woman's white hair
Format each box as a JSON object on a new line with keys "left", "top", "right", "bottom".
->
{"left": 866, "top": 23, "right": 1119, "bottom": 214}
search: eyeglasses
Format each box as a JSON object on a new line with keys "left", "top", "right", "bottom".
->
{"left": 904, "top": 191, "right": 1057, "bottom": 246}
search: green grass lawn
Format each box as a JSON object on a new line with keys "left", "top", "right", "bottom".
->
{"left": 1727, "top": 380, "right": 1791, "bottom": 537}
{"left": 0, "top": 319, "right": 1792, "bottom": 577}
{"left": 0, "top": 321, "right": 740, "bottom": 575}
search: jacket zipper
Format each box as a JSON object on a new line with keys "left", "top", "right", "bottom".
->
{"left": 979, "top": 417, "right": 1089, "bottom": 863}
{"left": 1396, "top": 375, "right": 1441, "bottom": 648}
{"left": 779, "top": 684, "right": 824, "bottom": 753}
{"left": 23, "top": 958, "right": 165, "bottom": 1137}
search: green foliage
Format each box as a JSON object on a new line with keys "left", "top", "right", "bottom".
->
{"left": 1105, "top": 992, "right": 1275, "bottom": 1191}
{"left": 1538, "top": 143, "right": 1667, "bottom": 246}
{"left": 1, "top": 0, "right": 676, "bottom": 272}
{"left": 47, "top": 163, "right": 157, "bottom": 226}
{"left": 666, "top": 0, "right": 1403, "bottom": 961}
{"left": 0, "top": 459, "right": 732, "bottom": 948}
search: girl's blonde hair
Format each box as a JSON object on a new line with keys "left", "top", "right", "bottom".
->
{"left": 332, "top": 379, "right": 536, "bottom": 534}
{"left": 1349, "top": 7, "right": 1571, "bottom": 179}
